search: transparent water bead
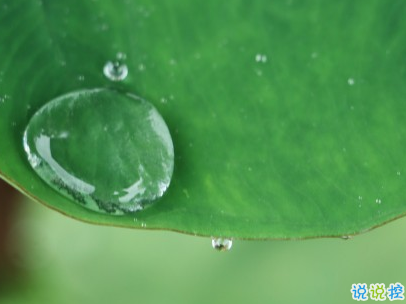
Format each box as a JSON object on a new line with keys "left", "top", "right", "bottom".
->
{"left": 23, "top": 88, "right": 174, "bottom": 214}
{"left": 211, "top": 238, "right": 233, "bottom": 251}
{"left": 103, "top": 61, "right": 128, "bottom": 81}
{"left": 103, "top": 52, "right": 128, "bottom": 81}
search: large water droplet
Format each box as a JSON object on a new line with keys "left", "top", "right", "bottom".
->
{"left": 23, "top": 88, "right": 174, "bottom": 214}
{"left": 211, "top": 238, "right": 233, "bottom": 251}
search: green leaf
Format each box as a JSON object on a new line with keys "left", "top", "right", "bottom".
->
{"left": 1, "top": 0, "right": 405, "bottom": 239}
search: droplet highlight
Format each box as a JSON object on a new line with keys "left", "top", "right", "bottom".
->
{"left": 23, "top": 88, "right": 174, "bottom": 214}
{"left": 211, "top": 238, "right": 233, "bottom": 251}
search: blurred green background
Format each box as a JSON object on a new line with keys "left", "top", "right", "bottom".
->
{"left": 1, "top": 194, "right": 405, "bottom": 304}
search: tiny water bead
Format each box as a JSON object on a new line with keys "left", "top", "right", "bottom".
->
{"left": 211, "top": 238, "right": 233, "bottom": 251}
{"left": 103, "top": 61, "right": 128, "bottom": 81}
{"left": 103, "top": 53, "right": 128, "bottom": 82}
{"left": 255, "top": 54, "right": 267, "bottom": 63}
{"left": 23, "top": 88, "right": 174, "bottom": 214}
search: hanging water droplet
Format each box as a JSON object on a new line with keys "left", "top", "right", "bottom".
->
{"left": 341, "top": 235, "right": 352, "bottom": 240}
{"left": 23, "top": 88, "right": 174, "bottom": 215}
{"left": 104, "top": 54, "right": 128, "bottom": 82}
{"left": 211, "top": 238, "right": 232, "bottom": 251}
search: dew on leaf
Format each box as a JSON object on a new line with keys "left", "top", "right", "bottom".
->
{"left": 116, "top": 52, "right": 126, "bottom": 60}
{"left": 103, "top": 61, "right": 128, "bottom": 81}
{"left": 23, "top": 88, "right": 174, "bottom": 215}
{"left": 255, "top": 54, "right": 267, "bottom": 63}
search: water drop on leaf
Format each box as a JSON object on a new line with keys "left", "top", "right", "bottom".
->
{"left": 103, "top": 61, "right": 128, "bottom": 81}
{"left": 23, "top": 88, "right": 174, "bottom": 214}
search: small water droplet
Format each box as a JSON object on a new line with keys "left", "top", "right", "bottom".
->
{"left": 141, "top": 222, "right": 146, "bottom": 228}
{"left": 311, "top": 52, "right": 318, "bottom": 59}
{"left": 100, "top": 23, "right": 109, "bottom": 31}
{"left": 78, "top": 75, "right": 85, "bottom": 81}
{"left": 138, "top": 64, "right": 146, "bottom": 71}
{"left": 341, "top": 235, "right": 352, "bottom": 240}
{"left": 212, "top": 238, "right": 232, "bottom": 251}
{"left": 255, "top": 69, "right": 263, "bottom": 76}
{"left": 116, "top": 52, "right": 126, "bottom": 60}
{"left": 358, "top": 196, "right": 363, "bottom": 200}
{"left": 182, "top": 188, "right": 190, "bottom": 199}
{"left": 0, "top": 94, "right": 11, "bottom": 103}
{"left": 347, "top": 78, "right": 355, "bottom": 86}
{"left": 376, "top": 198, "right": 381, "bottom": 204}
{"left": 255, "top": 54, "right": 267, "bottom": 63}
{"left": 103, "top": 61, "right": 128, "bottom": 81}
{"left": 23, "top": 88, "right": 174, "bottom": 215}
{"left": 397, "top": 171, "right": 401, "bottom": 176}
